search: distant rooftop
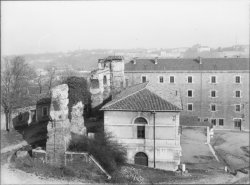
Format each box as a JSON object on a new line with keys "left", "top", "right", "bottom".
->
{"left": 125, "top": 58, "right": 249, "bottom": 71}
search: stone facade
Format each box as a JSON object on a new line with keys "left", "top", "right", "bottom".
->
{"left": 104, "top": 111, "right": 181, "bottom": 171}
{"left": 125, "top": 70, "right": 249, "bottom": 131}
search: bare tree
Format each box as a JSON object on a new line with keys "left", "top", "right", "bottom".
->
{"left": 36, "top": 73, "right": 46, "bottom": 94}
{"left": 45, "top": 65, "right": 56, "bottom": 91}
{"left": 1, "top": 56, "right": 35, "bottom": 131}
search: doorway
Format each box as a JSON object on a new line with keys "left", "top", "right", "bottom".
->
{"left": 134, "top": 152, "right": 148, "bottom": 166}
{"left": 234, "top": 119, "right": 242, "bottom": 130}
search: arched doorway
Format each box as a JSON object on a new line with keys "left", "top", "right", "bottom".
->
{"left": 134, "top": 152, "right": 148, "bottom": 166}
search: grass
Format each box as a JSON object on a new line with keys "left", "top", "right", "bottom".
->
{"left": 11, "top": 154, "right": 106, "bottom": 183}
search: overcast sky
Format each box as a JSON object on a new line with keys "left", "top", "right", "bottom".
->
{"left": 1, "top": 0, "right": 249, "bottom": 55}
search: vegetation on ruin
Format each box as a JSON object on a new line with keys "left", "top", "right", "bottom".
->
{"left": 64, "top": 76, "right": 91, "bottom": 121}
{"left": 67, "top": 131, "right": 127, "bottom": 173}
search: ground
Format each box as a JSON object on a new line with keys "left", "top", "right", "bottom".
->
{"left": 211, "top": 130, "right": 249, "bottom": 170}
{"left": 181, "top": 126, "right": 222, "bottom": 170}
{"left": 1, "top": 127, "right": 249, "bottom": 184}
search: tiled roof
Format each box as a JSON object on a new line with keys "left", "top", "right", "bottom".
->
{"left": 104, "top": 56, "right": 124, "bottom": 61}
{"left": 101, "top": 82, "right": 181, "bottom": 112}
{"left": 125, "top": 58, "right": 249, "bottom": 71}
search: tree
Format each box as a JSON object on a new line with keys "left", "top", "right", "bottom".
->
{"left": 45, "top": 65, "right": 56, "bottom": 91}
{"left": 36, "top": 73, "right": 46, "bottom": 94}
{"left": 1, "top": 56, "right": 35, "bottom": 131}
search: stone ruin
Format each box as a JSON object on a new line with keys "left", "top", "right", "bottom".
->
{"left": 46, "top": 84, "right": 87, "bottom": 166}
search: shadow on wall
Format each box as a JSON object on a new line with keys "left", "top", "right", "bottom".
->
{"left": 91, "top": 95, "right": 112, "bottom": 119}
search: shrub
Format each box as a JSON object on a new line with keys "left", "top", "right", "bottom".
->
{"left": 64, "top": 76, "right": 91, "bottom": 121}
{"left": 68, "top": 131, "right": 127, "bottom": 173}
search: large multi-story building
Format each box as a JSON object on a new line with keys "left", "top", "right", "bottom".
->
{"left": 125, "top": 57, "right": 249, "bottom": 131}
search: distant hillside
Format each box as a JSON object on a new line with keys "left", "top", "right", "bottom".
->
{"left": 3, "top": 44, "right": 248, "bottom": 72}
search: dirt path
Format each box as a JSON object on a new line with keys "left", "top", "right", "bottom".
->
{"left": 1, "top": 163, "right": 84, "bottom": 184}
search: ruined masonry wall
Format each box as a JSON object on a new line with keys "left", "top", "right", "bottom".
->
{"left": 46, "top": 84, "right": 86, "bottom": 166}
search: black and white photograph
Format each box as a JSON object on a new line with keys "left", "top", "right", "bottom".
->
{"left": 1, "top": 0, "right": 249, "bottom": 184}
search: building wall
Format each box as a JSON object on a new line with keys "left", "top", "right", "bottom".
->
{"left": 104, "top": 111, "right": 181, "bottom": 171}
{"left": 125, "top": 70, "right": 249, "bottom": 131}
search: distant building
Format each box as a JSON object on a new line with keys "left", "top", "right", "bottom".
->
{"left": 125, "top": 57, "right": 249, "bottom": 131}
{"left": 101, "top": 82, "right": 182, "bottom": 171}
{"left": 197, "top": 46, "right": 211, "bottom": 52}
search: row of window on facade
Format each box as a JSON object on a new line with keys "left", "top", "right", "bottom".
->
{"left": 186, "top": 90, "right": 242, "bottom": 98}
{"left": 186, "top": 103, "right": 243, "bottom": 112}
{"left": 142, "top": 75, "right": 242, "bottom": 84}
{"left": 211, "top": 118, "right": 242, "bottom": 129}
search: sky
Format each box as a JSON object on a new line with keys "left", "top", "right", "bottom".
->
{"left": 1, "top": 0, "right": 249, "bottom": 55}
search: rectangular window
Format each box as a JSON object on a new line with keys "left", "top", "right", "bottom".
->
{"left": 211, "top": 90, "right": 216, "bottom": 97}
{"left": 188, "top": 76, "right": 193, "bottom": 83}
{"left": 142, "top": 76, "right": 147, "bottom": 83}
{"left": 235, "top": 76, "right": 241, "bottom": 83}
{"left": 159, "top": 76, "right": 164, "bottom": 83}
{"left": 235, "top": 91, "right": 241, "bottom": 97}
{"left": 211, "top": 119, "right": 216, "bottom": 126}
{"left": 211, "top": 104, "right": 216, "bottom": 112}
{"left": 234, "top": 119, "right": 241, "bottom": 128}
{"left": 187, "top": 90, "right": 193, "bottom": 97}
{"left": 187, "top": 103, "right": 193, "bottom": 111}
{"left": 137, "top": 126, "right": 145, "bottom": 139}
{"left": 219, "top": 119, "right": 224, "bottom": 126}
{"left": 211, "top": 76, "right": 216, "bottom": 83}
{"left": 42, "top": 107, "right": 48, "bottom": 117}
{"left": 170, "top": 76, "right": 175, "bottom": 83}
{"left": 235, "top": 105, "right": 241, "bottom": 112}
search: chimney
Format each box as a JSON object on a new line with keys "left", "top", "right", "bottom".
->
{"left": 154, "top": 57, "right": 158, "bottom": 64}
{"left": 198, "top": 57, "right": 202, "bottom": 64}
{"left": 131, "top": 57, "right": 137, "bottom": 64}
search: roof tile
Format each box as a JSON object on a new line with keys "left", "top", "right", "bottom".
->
{"left": 102, "top": 83, "right": 181, "bottom": 112}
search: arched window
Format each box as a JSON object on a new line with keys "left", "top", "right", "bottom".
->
{"left": 103, "top": 75, "right": 107, "bottom": 85}
{"left": 134, "top": 117, "right": 147, "bottom": 139}
{"left": 134, "top": 152, "right": 148, "bottom": 166}
{"left": 134, "top": 117, "right": 147, "bottom": 124}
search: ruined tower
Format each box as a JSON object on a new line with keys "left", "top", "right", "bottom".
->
{"left": 89, "top": 56, "right": 125, "bottom": 109}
